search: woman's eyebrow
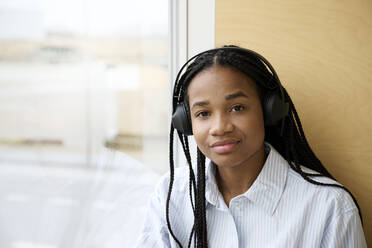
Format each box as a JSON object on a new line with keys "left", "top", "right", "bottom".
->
{"left": 191, "top": 91, "right": 247, "bottom": 109}
{"left": 192, "top": 100, "right": 209, "bottom": 109}
{"left": 225, "top": 91, "right": 248, "bottom": 100}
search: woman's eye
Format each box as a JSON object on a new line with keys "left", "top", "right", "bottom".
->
{"left": 231, "top": 105, "right": 245, "bottom": 112}
{"left": 195, "top": 111, "right": 210, "bottom": 118}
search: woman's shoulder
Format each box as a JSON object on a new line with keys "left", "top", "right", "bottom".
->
{"left": 154, "top": 165, "right": 192, "bottom": 198}
{"left": 286, "top": 165, "right": 358, "bottom": 213}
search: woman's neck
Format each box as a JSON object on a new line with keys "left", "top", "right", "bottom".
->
{"left": 215, "top": 145, "right": 267, "bottom": 206}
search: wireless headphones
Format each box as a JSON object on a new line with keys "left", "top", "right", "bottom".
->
{"left": 171, "top": 47, "right": 289, "bottom": 136}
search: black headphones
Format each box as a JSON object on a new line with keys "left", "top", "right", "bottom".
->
{"left": 171, "top": 47, "right": 289, "bottom": 136}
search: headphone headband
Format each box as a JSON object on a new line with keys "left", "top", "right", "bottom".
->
{"left": 173, "top": 47, "right": 284, "bottom": 102}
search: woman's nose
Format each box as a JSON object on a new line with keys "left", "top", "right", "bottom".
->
{"left": 209, "top": 114, "right": 234, "bottom": 136}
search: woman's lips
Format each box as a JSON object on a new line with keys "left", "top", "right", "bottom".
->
{"left": 211, "top": 140, "right": 240, "bottom": 154}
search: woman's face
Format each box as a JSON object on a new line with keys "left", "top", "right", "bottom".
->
{"left": 187, "top": 65, "right": 265, "bottom": 168}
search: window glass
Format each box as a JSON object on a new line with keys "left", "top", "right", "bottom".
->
{"left": 0, "top": 0, "right": 168, "bottom": 247}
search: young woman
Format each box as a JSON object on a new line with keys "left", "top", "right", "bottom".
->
{"left": 137, "top": 46, "right": 367, "bottom": 247}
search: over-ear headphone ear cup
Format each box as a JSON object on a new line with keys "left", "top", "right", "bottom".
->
{"left": 263, "top": 92, "right": 289, "bottom": 126}
{"left": 172, "top": 102, "right": 193, "bottom": 135}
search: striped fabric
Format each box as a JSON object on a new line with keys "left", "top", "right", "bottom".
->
{"left": 136, "top": 143, "right": 367, "bottom": 247}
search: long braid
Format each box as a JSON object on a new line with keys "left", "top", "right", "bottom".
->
{"left": 182, "top": 135, "right": 198, "bottom": 247}
{"left": 166, "top": 125, "right": 184, "bottom": 247}
{"left": 197, "top": 149, "right": 208, "bottom": 246}
{"left": 284, "top": 89, "right": 335, "bottom": 178}
{"left": 178, "top": 132, "right": 196, "bottom": 212}
{"left": 184, "top": 137, "right": 197, "bottom": 204}
{"left": 183, "top": 137, "right": 198, "bottom": 247}
{"left": 194, "top": 152, "right": 203, "bottom": 247}
{"left": 175, "top": 131, "right": 198, "bottom": 246}
{"left": 276, "top": 81, "right": 363, "bottom": 223}
{"left": 198, "top": 150, "right": 208, "bottom": 247}
{"left": 285, "top": 101, "right": 363, "bottom": 222}
{"left": 195, "top": 148, "right": 208, "bottom": 247}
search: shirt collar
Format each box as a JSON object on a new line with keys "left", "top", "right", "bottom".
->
{"left": 205, "top": 142, "right": 288, "bottom": 216}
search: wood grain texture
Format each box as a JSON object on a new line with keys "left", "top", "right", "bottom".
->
{"left": 216, "top": 0, "right": 372, "bottom": 245}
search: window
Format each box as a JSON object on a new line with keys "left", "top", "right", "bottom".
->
{"left": 0, "top": 0, "right": 168, "bottom": 247}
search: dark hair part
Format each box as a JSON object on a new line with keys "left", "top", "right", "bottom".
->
{"left": 167, "top": 46, "right": 362, "bottom": 248}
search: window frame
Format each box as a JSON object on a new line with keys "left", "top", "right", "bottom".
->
{"left": 169, "top": 0, "right": 215, "bottom": 168}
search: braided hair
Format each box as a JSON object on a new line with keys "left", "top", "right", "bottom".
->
{"left": 167, "top": 46, "right": 362, "bottom": 248}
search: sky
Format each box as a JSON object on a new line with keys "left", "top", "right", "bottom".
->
{"left": 0, "top": 0, "right": 168, "bottom": 39}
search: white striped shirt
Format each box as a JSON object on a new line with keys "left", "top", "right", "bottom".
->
{"left": 136, "top": 143, "right": 367, "bottom": 247}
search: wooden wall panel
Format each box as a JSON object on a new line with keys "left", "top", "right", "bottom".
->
{"left": 216, "top": 0, "right": 372, "bottom": 245}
